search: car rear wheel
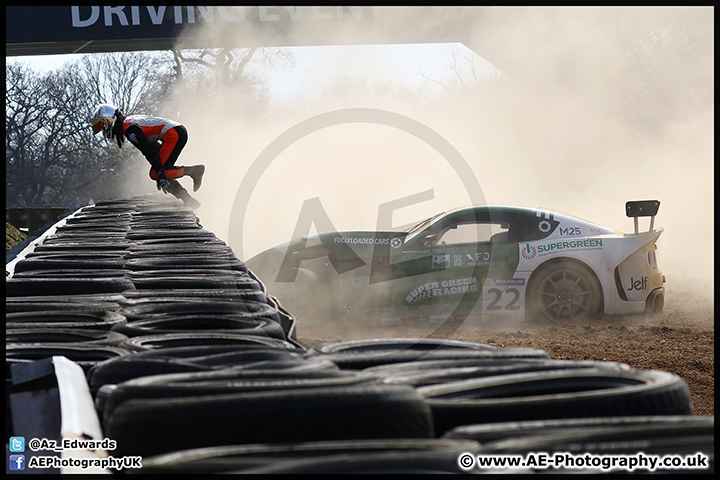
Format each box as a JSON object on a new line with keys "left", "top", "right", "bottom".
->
{"left": 528, "top": 261, "right": 601, "bottom": 323}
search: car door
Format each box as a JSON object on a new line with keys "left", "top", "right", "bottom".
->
{"left": 389, "top": 211, "right": 519, "bottom": 313}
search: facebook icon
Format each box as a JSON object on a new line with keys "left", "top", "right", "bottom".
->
{"left": 9, "top": 454, "right": 25, "bottom": 471}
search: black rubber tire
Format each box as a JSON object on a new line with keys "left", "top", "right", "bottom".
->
{"left": 101, "top": 368, "right": 381, "bottom": 425}
{"left": 121, "top": 288, "right": 267, "bottom": 303}
{"left": 6, "top": 328, "right": 129, "bottom": 346}
{"left": 11, "top": 269, "right": 130, "bottom": 278}
{"left": 31, "top": 243, "right": 129, "bottom": 252}
{"left": 56, "top": 225, "right": 129, "bottom": 233}
{"left": 22, "top": 252, "right": 127, "bottom": 260}
{"left": 5, "top": 277, "right": 135, "bottom": 296}
{"left": 308, "top": 338, "right": 500, "bottom": 355}
{"left": 36, "top": 235, "right": 129, "bottom": 244}
{"left": 527, "top": 260, "right": 602, "bottom": 323}
{"left": 87, "top": 345, "right": 312, "bottom": 389}
{"left": 125, "top": 258, "right": 247, "bottom": 272}
{"left": 5, "top": 311, "right": 128, "bottom": 331}
{"left": 129, "top": 276, "right": 260, "bottom": 291}
{"left": 94, "top": 358, "right": 342, "bottom": 422}
{"left": 111, "top": 316, "right": 286, "bottom": 340}
{"left": 364, "top": 356, "right": 625, "bottom": 377}
{"left": 6, "top": 343, "right": 134, "bottom": 375}
{"left": 126, "top": 246, "right": 235, "bottom": 257}
{"left": 120, "top": 300, "right": 277, "bottom": 322}
{"left": 305, "top": 347, "right": 550, "bottom": 371}
{"left": 12, "top": 257, "right": 126, "bottom": 272}
{"left": 127, "top": 236, "right": 222, "bottom": 246}
{"left": 367, "top": 359, "right": 633, "bottom": 387}
{"left": 106, "top": 383, "right": 434, "bottom": 458}
{"left": 5, "top": 300, "right": 123, "bottom": 313}
{"left": 119, "top": 332, "right": 304, "bottom": 352}
{"left": 125, "top": 250, "right": 237, "bottom": 260}
{"left": 443, "top": 414, "right": 714, "bottom": 444}
{"left": 419, "top": 368, "right": 694, "bottom": 435}
{"left": 31, "top": 240, "right": 129, "bottom": 251}
{"left": 127, "top": 269, "right": 251, "bottom": 279}
{"left": 134, "top": 438, "right": 481, "bottom": 474}
{"left": 126, "top": 230, "right": 216, "bottom": 241}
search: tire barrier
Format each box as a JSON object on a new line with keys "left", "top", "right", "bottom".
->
{"left": 5, "top": 193, "right": 710, "bottom": 474}
{"left": 134, "top": 438, "right": 482, "bottom": 474}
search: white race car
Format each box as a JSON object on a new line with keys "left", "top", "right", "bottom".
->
{"left": 247, "top": 200, "right": 665, "bottom": 324}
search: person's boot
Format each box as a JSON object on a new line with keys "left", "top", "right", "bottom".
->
{"left": 166, "top": 179, "right": 201, "bottom": 209}
{"left": 185, "top": 165, "right": 205, "bottom": 192}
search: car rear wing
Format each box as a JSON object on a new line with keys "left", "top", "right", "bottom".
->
{"left": 626, "top": 200, "right": 660, "bottom": 234}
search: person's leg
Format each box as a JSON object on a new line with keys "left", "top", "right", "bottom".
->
{"left": 165, "top": 179, "right": 201, "bottom": 209}
{"left": 156, "top": 126, "right": 187, "bottom": 180}
{"left": 158, "top": 126, "right": 204, "bottom": 191}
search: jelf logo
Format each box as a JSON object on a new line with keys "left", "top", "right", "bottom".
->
{"left": 9, "top": 436, "right": 25, "bottom": 452}
{"left": 9, "top": 454, "right": 25, "bottom": 470}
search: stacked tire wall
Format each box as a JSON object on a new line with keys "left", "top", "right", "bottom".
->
{"left": 5, "top": 194, "right": 713, "bottom": 474}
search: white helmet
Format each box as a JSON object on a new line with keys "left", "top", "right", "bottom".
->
{"left": 91, "top": 104, "right": 121, "bottom": 138}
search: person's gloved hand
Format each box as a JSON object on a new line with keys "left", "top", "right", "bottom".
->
{"left": 157, "top": 178, "right": 170, "bottom": 193}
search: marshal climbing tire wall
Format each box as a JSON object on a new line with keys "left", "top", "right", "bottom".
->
{"left": 5, "top": 194, "right": 713, "bottom": 475}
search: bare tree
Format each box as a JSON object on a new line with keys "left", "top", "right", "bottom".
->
{"left": 79, "top": 51, "right": 175, "bottom": 115}
{"left": 5, "top": 62, "right": 92, "bottom": 205}
{"left": 6, "top": 47, "right": 293, "bottom": 206}
{"left": 6, "top": 53, "right": 175, "bottom": 206}
{"left": 169, "top": 46, "right": 294, "bottom": 117}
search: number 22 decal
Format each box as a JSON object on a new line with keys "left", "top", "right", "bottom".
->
{"left": 486, "top": 287, "right": 521, "bottom": 310}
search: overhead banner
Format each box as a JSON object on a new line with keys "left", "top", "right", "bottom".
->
{"left": 6, "top": 6, "right": 487, "bottom": 56}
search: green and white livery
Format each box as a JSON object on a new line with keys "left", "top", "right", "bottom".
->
{"left": 247, "top": 201, "right": 665, "bottom": 324}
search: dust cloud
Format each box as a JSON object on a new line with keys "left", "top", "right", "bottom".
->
{"left": 160, "top": 6, "right": 713, "bottom": 320}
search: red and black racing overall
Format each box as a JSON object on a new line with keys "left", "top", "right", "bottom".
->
{"left": 119, "top": 115, "right": 188, "bottom": 181}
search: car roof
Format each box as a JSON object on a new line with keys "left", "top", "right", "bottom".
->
{"left": 443, "top": 205, "right": 543, "bottom": 217}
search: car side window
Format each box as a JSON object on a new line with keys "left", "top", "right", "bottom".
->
{"left": 436, "top": 222, "right": 509, "bottom": 245}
